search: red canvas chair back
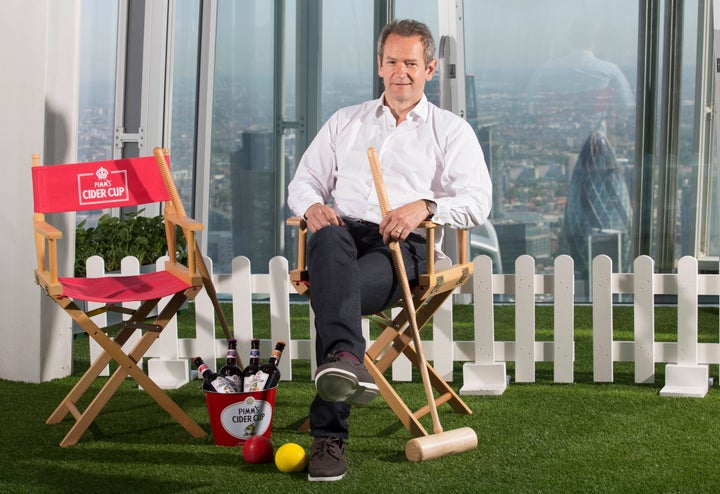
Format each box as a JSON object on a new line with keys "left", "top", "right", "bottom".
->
{"left": 32, "top": 155, "right": 170, "bottom": 213}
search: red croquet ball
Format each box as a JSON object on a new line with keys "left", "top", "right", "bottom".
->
{"left": 242, "top": 435, "right": 274, "bottom": 464}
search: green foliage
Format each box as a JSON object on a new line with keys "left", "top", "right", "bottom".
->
{"left": 74, "top": 210, "right": 187, "bottom": 276}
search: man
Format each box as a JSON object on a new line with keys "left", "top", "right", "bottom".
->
{"left": 287, "top": 19, "right": 492, "bottom": 482}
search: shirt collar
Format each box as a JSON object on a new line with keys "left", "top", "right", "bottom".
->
{"left": 375, "top": 93, "right": 429, "bottom": 122}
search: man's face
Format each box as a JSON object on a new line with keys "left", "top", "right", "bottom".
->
{"left": 378, "top": 33, "right": 436, "bottom": 109}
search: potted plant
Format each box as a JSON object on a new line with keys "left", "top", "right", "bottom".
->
{"left": 74, "top": 209, "right": 188, "bottom": 276}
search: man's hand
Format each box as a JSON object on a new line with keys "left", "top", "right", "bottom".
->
{"left": 304, "top": 203, "right": 345, "bottom": 232}
{"left": 379, "top": 199, "right": 430, "bottom": 244}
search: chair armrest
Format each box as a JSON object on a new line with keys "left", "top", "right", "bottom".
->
{"left": 456, "top": 229, "right": 469, "bottom": 265}
{"left": 34, "top": 220, "right": 62, "bottom": 240}
{"left": 286, "top": 216, "right": 308, "bottom": 272}
{"left": 33, "top": 216, "right": 61, "bottom": 289}
{"left": 165, "top": 213, "right": 203, "bottom": 231}
{"left": 421, "top": 223, "right": 471, "bottom": 275}
{"left": 162, "top": 207, "right": 202, "bottom": 272}
{"left": 285, "top": 216, "right": 469, "bottom": 275}
{"left": 286, "top": 216, "right": 306, "bottom": 229}
{"left": 417, "top": 227, "right": 473, "bottom": 296}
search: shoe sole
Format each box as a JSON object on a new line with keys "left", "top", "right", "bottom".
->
{"left": 308, "top": 472, "right": 346, "bottom": 482}
{"left": 315, "top": 367, "right": 379, "bottom": 406}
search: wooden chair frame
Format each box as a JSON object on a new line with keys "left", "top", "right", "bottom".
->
{"left": 287, "top": 217, "right": 474, "bottom": 437}
{"left": 32, "top": 149, "right": 206, "bottom": 447}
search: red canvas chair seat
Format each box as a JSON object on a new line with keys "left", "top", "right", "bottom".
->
{"left": 58, "top": 271, "right": 192, "bottom": 303}
{"left": 32, "top": 148, "right": 207, "bottom": 447}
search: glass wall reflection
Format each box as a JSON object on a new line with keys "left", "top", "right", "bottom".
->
{"left": 463, "top": 0, "right": 639, "bottom": 297}
{"left": 157, "top": 0, "right": 714, "bottom": 281}
{"left": 320, "top": 0, "right": 374, "bottom": 123}
{"left": 209, "top": 0, "right": 275, "bottom": 273}
{"left": 78, "top": 0, "right": 118, "bottom": 164}
{"left": 169, "top": 0, "right": 201, "bottom": 213}
{"left": 77, "top": 0, "right": 119, "bottom": 228}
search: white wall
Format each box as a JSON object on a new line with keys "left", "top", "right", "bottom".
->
{"left": 0, "top": 0, "right": 81, "bottom": 382}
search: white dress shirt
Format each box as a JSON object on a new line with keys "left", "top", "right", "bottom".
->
{"left": 287, "top": 94, "right": 493, "bottom": 256}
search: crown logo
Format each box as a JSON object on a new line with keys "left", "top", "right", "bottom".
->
{"left": 96, "top": 167, "right": 109, "bottom": 180}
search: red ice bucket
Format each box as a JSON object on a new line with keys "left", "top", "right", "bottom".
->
{"left": 204, "top": 386, "right": 277, "bottom": 446}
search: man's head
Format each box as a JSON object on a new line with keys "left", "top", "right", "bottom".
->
{"left": 377, "top": 19, "right": 435, "bottom": 66}
{"left": 377, "top": 19, "right": 437, "bottom": 116}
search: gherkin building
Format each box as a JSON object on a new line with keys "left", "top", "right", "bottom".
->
{"left": 560, "top": 130, "right": 632, "bottom": 276}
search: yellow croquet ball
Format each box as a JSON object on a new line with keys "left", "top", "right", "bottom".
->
{"left": 274, "top": 442, "right": 308, "bottom": 473}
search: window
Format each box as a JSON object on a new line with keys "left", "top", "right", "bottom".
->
{"left": 78, "top": 0, "right": 118, "bottom": 163}
{"left": 320, "top": 1, "right": 374, "bottom": 123}
{"left": 463, "top": 0, "right": 639, "bottom": 298}
{"left": 84, "top": 1, "right": 717, "bottom": 279}
{"left": 77, "top": 0, "right": 119, "bottom": 228}
{"left": 169, "top": 0, "right": 202, "bottom": 213}
{"left": 208, "top": 0, "right": 275, "bottom": 273}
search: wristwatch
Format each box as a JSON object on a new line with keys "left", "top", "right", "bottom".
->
{"left": 425, "top": 200, "right": 437, "bottom": 218}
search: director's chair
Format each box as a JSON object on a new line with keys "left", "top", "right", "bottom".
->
{"left": 32, "top": 148, "right": 207, "bottom": 447}
{"left": 288, "top": 159, "right": 474, "bottom": 438}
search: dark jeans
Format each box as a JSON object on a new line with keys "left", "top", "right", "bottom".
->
{"left": 307, "top": 218, "right": 427, "bottom": 439}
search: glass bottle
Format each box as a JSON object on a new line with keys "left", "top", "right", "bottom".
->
{"left": 193, "top": 356, "right": 235, "bottom": 393}
{"left": 255, "top": 340, "right": 286, "bottom": 390}
{"left": 241, "top": 338, "right": 261, "bottom": 392}
{"left": 219, "top": 338, "right": 243, "bottom": 391}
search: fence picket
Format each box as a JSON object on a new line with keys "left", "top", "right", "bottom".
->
{"left": 269, "top": 256, "right": 292, "bottom": 380}
{"left": 592, "top": 255, "right": 613, "bottom": 382}
{"left": 232, "top": 256, "right": 254, "bottom": 348}
{"left": 81, "top": 253, "right": 717, "bottom": 397}
{"left": 554, "top": 255, "right": 574, "bottom": 383}
{"left": 634, "top": 256, "right": 655, "bottom": 384}
{"left": 677, "top": 256, "right": 699, "bottom": 366}
{"left": 515, "top": 255, "right": 536, "bottom": 382}
{"left": 473, "top": 255, "right": 495, "bottom": 364}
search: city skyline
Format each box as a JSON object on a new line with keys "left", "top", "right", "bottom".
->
{"left": 77, "top": 0, "right": 710, "bottom": 284}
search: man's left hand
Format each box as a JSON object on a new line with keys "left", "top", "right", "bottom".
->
{"left": 379, "top": 199, "right": 430, "bottom": 244}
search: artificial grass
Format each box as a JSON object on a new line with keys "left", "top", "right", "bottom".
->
{"left": 1, "top": 304, "right": 719, "bottom": 493}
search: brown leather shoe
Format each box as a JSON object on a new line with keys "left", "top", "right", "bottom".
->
{"left": 308, "top": 436, "right": 346, "bottom": 482}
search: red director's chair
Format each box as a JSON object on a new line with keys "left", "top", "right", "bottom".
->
{"left": 32, "top": 148, "right": 207, "bottom": 447}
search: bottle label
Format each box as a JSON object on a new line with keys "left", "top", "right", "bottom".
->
{"left": 243, "top": 371, "right": 268, "bottom": 392}
{"left": 225, "top": 374, "right": 241, "bottom": 392}
{"left": 211, "top": 376, "right": 235, "bottom": 394}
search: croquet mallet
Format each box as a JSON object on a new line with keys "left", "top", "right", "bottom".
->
{"left": 367, "top": 147, "right": 478, "bottom": 462}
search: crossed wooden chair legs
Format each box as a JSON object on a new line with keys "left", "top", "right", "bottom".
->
{"left": 296, "top": 275, "right": 473, "bottom": 438}
{"left": 46, "top": 293, "right": 205, "bottom": 447}
{"left": 363, "top": 285, "right": 472, "bottom": 438}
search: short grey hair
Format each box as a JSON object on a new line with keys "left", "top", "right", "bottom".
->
{"left": 377, "top": 19, "right": 435, "bottom": 66}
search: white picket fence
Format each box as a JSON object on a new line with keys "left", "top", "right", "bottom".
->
{"left": 83, "top": 253, "right": 720, "bottom": 397}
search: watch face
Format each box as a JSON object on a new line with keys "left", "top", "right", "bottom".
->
{"left": 428, "top": 201, "right": 437, "bottom": 214}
